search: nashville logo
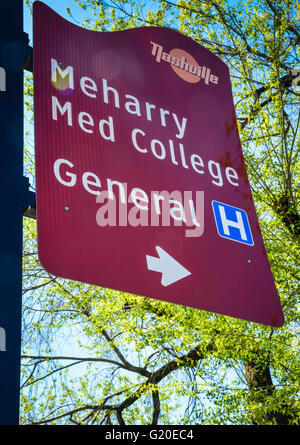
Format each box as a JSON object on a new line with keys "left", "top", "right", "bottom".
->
{"left": 150, "top": 41, "right": 219, "bottom": 86}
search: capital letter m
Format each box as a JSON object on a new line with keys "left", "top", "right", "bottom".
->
{"left": 51, "top": 59, "right": 74, "bottom": 90}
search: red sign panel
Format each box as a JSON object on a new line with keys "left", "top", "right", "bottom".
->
{"left": 33, "top": 1, "right": 284, "bottom": 326}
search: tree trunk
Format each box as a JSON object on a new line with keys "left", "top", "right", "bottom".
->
{"left": 244, "top": 359, "right": 295, "bottom": 425}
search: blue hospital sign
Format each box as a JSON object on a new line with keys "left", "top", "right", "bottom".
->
{"left": 212, "top": 201, "right": 254, "bottom": 246}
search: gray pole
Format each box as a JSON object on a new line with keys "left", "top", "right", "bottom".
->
{"left": 0, "top": 0, "right": 26, "bottom": 425}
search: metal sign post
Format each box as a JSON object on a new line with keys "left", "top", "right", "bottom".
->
{"left": 0, "top": 0, "right": 25, "bottom": 425}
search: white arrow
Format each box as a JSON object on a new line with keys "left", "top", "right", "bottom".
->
{"left": 146, "top": 246, "right": 191, "bottom": 287}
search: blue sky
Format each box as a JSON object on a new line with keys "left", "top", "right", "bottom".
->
{"left": 24, "top": 0, "right": 86, "bottom": 44}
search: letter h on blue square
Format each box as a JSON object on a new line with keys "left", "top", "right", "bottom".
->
{"left": 212, "top": 201, "right": 254, "bottom": 246}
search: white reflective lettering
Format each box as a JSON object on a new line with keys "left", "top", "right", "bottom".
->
{"left": 78, "top": 111, "right": 94, "bottom": 133}
{"left": 219, "top": 205, "right": 247, "bottom": 240}
{"left": 82, "top": 172, "right": 101, "bottom": 195}
{"left": 107, "top": 178, "right": 126, "bottom": 204}
{"left": 52, "top": 96, "right": 73, "bottom": 126}
{"left": 99, "top": 116, "right": 115, "bottom": 142}
{"left": 225, "top": 167, "right": 239, "bottom": 186}
{"left": 102, "top": 78, "right": 120, "bottom": 108}
{"left": 80, "top": 76, "right": 97, "bottom": 98}
{"left": 51, "top": 59, "right": 74, "bottom": 89}
{"left": 208, "top": 160, "right": 223, "bottom": 187}
{"left": 132, "top": 128, "right": 147, "bottom": 153}
{"left": 53, "top": 158, "right": 76, "bottom": 187}
{"left": 130, "top": 187, "right": 149, "bottom": 210}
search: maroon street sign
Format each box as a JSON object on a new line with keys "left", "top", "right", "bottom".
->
{"left": 33, "top": 1, "right": 284, "bottom": 327}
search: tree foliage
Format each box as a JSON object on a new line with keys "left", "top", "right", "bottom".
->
{"left": 21, "top": 0, "right": 299, "bottom": 425}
